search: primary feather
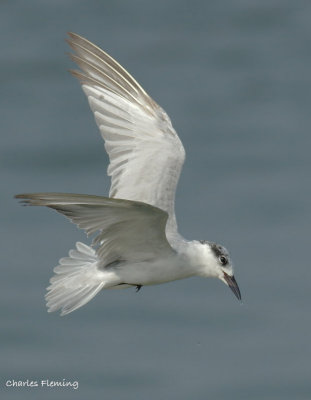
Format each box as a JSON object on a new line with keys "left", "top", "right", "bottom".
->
{"left": 67, "top": 32, "right": 185, "bottom": 234}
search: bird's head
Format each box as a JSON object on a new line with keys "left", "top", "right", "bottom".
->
{"left": 197, "top": 240, "right": 241, "bottom": 301}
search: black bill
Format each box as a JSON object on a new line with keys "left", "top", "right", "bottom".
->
{"left": 223, "top": 272, "right": 242, "bottom": 301}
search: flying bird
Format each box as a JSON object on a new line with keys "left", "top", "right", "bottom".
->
{"left": 16, "top": 33, "right": 241, "bottom": 316}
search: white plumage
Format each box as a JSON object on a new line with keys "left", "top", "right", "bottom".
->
{"left": 68, "top": 33, "right": 185, "bottom": 233}
{"left": 16, "top": 33, "right": 241, "bottom": 315}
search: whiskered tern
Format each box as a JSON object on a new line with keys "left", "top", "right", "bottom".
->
{"left": 16, "top": 33, "right": 241, "bottom": 316}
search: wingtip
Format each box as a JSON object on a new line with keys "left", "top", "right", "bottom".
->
{"left": 68, "top": 69, "right": 85, "bottom": 81}
{"left": 15, "top": 193, "right": 28, "bottom": 200}
{"left": 14, "top": 193, "right": 44, "bottom": 206}
{"left": 66, "top": 32, "right": 87, "bottom": 44}
{"left": 67, "top": 68, "right": 75, "bottom": 76}
{"left": 66, "top": 32, "right": 81, "bottom": 49}
{"left": 14, "top": 194, "right": 31, "bottom": 206}
{"left": 67, "top": 31, "right": 77, "bottom": 39}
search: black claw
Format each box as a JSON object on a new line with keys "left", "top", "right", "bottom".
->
{"left": 136, "top": 285, "right": 142, "bottom": 292}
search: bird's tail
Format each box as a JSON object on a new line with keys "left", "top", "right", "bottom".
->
{"left": 46, "top": 242, "right": 110, "bottom": 316}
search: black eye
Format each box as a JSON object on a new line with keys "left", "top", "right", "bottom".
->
{"left": 219, "top": 255, "right": 228, "bottom": 266}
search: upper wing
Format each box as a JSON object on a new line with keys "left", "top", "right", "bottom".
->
{"left": 15, "top": 193, "right": 175, "bottom": 265}
{"left": 67, "top": 33, "right": 185, "bottom": 234}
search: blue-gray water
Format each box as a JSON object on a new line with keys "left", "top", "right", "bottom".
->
{"left": 1, "top": 1, "right": 310, "bottom": 399}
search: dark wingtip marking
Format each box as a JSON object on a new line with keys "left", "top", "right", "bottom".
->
{"left": 14, "top": 194, "right": 31, "bottom": 206}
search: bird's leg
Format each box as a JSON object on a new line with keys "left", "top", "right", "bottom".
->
{"left": 136, "top": 285, "right": 142, "bottom": 292}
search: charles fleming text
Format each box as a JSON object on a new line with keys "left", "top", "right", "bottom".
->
{"left": 5, "top": 379, "right": 78, "bottom": 390}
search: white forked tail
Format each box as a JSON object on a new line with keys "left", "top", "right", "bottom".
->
{"left": 46, "top": 242, "right": 106, "bottom": 316}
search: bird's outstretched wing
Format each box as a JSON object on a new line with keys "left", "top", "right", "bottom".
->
{"left": 15, "top": 193, "right": 175, "bottom": 265}
{"left": 67, "top": 33, "right": 185, "bottom": 234}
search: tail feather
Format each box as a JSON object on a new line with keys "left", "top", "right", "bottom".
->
{"left": 46, "top": 242, "right": 106, "bottom": 316}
